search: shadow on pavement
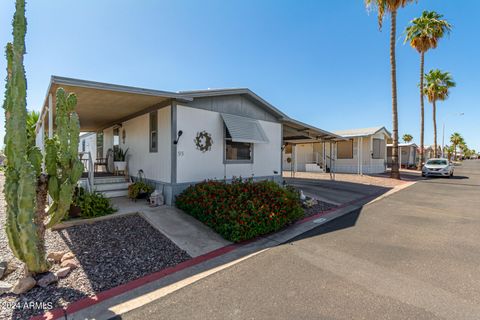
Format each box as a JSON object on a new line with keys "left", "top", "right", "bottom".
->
{"left": 285, "top": 208, "right": 362, "bottom": 244}
{"left": 424, "top": 175, "right": 469, "bottom": 180}
{"left": 284, "top": 177, "right": 391, "bottom": 206}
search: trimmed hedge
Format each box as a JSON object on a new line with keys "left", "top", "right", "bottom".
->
{"left": 176, "top": 179, "right": 303, "bottom": 242}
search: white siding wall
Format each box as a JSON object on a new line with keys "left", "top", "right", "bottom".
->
{"left": 103, "top": 106, "right": 171, "bottom": 183}
{"left": 35, "top": 123, "right": 45, "bottom": 154}
{"left": 333, "top": 133, "right": 387, "bottom": 174}
{"left": 283, "top": 143, "right": 324, "bottom": 172}
{"left": 79, "top": 133, "right": 97, "bottom": 164}
{"left": 103, "top": 127, "right": 114, "bottom": 157}
{"left": 176, "top": 105, "right": 281, "bottom": 183}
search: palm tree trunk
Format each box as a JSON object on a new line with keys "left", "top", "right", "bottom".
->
{"left": 433, "top": 99, "right": 437, "bottom": 158}
{"left": 390, "top": 10, "right": 400, "bottom": 179}
{"left": 418, "top": 51, "right": 425, "bottom": 169}
{"left": 454, "top": 143, "right": 457, "bottom": 161}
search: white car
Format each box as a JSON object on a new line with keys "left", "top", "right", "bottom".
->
{"left": 422, "top": 158, "right": 454, "bottom": 178}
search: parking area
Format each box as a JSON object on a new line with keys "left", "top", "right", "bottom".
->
{"left": 284, "top": 171, "right": 414, "bottom": 206}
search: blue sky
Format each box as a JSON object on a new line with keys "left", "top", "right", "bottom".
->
{"left": 1, "top": 0, "right": 478, "bottom": 151}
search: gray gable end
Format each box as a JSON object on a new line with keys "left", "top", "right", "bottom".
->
{"left": 182, "top": 94, "right": 280, "bottom": 122}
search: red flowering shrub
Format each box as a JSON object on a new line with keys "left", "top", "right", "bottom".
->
{"left": 176, "top": 179, "right": 303, "bottom": 242}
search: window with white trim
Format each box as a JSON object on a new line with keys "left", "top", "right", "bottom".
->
{"left": 149, "top": 111, "right": 158, "bottom": 153}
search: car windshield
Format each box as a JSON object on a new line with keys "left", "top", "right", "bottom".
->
{"left": 426, "top": 159, "right": 448, "bottom": 165}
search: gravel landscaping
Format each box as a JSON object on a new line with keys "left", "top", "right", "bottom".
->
{"left": 303, "top": 200, "right": 338, "bottom": 218}
{"left": 0, "top": 174, "right": 191, "bottom": 320}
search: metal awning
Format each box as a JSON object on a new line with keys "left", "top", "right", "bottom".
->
{"left": 221, "top": 113, "right": 269, "bottom": 144}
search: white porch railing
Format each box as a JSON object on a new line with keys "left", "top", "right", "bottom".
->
{"left": 79, "top": 152, "right": 94, "bottom": 192}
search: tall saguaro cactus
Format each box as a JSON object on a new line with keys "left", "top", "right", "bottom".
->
{"left": 3, "top": 0, "right": 82, "bottom": 274}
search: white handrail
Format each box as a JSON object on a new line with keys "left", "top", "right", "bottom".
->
{"left": 79, "top": 151, "right": 94, "bottom": 192}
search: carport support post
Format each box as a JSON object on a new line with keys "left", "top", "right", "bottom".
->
{"left": 48, "top": 93, "right": 53, "bottom": 138}
{"left": 357, "top": 138, "right": 360, "bottom": 175}
{"left": 323, "top": 141, "right": 326, "bottom": 172}
{"left": 360, "top": 137, "right": 363, "bottom": 176}
{"left": 399, "top": 146, "right": 402, "bottom": 169}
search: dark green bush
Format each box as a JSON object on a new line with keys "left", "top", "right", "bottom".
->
{"left": 176, "top": 179, "right": 303, "bottom": 242}
{"left": 128, "top": 181, "right": 154, "bottom": 199}
{"left": 72, "top": 187, "right": 116, "bottom": 219}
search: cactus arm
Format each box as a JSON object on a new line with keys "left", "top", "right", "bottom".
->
{"left": 16, "top": 163, "right": 49, "bottom": 272}
{"left": 46, "top": 183, "right": 74, "bottom": 228}
{"left": 28, "top": 146, "right": 42, "bottom": 176}
{"left": 45, "top": 88, "right": 82, "bottom": 228}
{"left": 4, "top": 168, "right": 24, "bottom": 261}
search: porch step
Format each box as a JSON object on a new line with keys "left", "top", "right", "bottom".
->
{"left": 94, "top": 176, "right": 129, "bottom": 184}
{"left": 305, "top": 163, "right": 325, "bottom": 173}
{"left": 94, "top": 177, "right": 129, "bottom": 198}
{"left": 94, "top": 182, "right": 130, "bottom": 192}
{"left": 102, "top": 189, "right": 129, "bottom": 198}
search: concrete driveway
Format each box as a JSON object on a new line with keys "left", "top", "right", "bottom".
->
{"left": 120, "top": 160, "right": 480, "bottom": 320}
{"left": 285, "top": 176, "right": 393, "bottom": 206}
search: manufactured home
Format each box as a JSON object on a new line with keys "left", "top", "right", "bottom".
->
{"left": 36, "top": 76, "right": 343, "bottom": 205}
{"left": 285, "top": 126, "right": 391, "bottom": 175}
{"left": 387, "top": 143, "right": 418, "bottom": 168}
{"left": 332, "top": 127, "right": 391, "bottom": 174}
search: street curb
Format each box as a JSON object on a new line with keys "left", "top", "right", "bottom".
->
{"left": 33, "top": 184, "right": 413, "bottom": 320}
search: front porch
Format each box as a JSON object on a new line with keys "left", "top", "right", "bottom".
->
{"left": 35, "top": 76, "right": 188, "bottom": 202}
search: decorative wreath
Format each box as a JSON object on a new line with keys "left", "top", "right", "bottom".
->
{"left": 194, "top": 131, "right": 213, "bottom": 152}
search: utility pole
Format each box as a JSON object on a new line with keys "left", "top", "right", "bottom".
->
{"left": 442, "top": 112, "right": 464, "bottom": 158}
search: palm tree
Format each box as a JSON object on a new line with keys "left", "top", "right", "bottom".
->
{"left": 459, "top": 142, "right": 468, "bottom": 160}
{"left": 450, "top": 132, "right": 463, "bottom": 161}
{"left": 405, "top": 11, "right": 452, "bottom": 169}
{"left": 444, "top": 144, "right": 454, "bottom": 160}
{"left": 424, "top": 69, "right": 456, "bottom": 157}
{"left": 365, "top": 0, "right": 415, "bottom": 179}
{"left": 402, "top": 134, "right": 413, "bottom": 143}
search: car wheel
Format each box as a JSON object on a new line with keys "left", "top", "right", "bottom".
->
{"left": 421, "top": 173, "right": 426, "bottom": 177}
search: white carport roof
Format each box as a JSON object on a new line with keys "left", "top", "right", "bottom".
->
{"left": 334, "top": 126, "right": 392, "bottom": 139}
{"left": 387, "top": 143, "right": 418, "bottom": 148}
{"left": 282, "top": 118, "right": 346, "bottom": 143}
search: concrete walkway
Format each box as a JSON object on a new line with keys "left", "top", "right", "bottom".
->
{"left": 140, "top": 206, "right": 231, "bottom": 257}
{"left": 106, "top": 197, "right": 230, "bottom": 258}
{"left": 55, "top": 197, "right": 230, "bottom": 257}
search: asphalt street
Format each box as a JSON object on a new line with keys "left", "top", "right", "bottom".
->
{"left": 120, "top": 160, "right": 480, "bottom": 320}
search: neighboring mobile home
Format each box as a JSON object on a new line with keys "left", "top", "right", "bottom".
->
{"left": 333, "top": 126, "right": 391, "bottom": 174}
{"left": 282, "top": 126, "right": 391, "bottom": 175}
{"left": 387, "top": 143, "right": 417, "bottom": 168}
{"left": 36, "top": 76, "right": 343, "bottom": 205}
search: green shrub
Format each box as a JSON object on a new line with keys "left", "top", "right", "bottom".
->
{"left": 176, "top": 179, "right": 303, "bottom": 242}
{"left": 128, "top": 181, "right": 154, "bottom": 199}
{"left": 113, "top": 146, "right": 128, "bottom": 161}
{"left": 72, "top": 187, "right": 116, "bottom": 219}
